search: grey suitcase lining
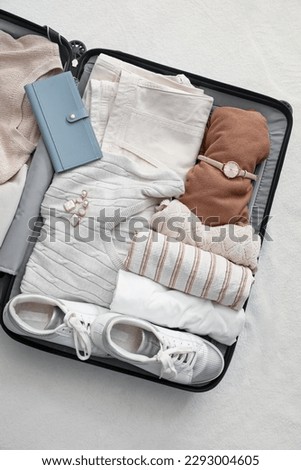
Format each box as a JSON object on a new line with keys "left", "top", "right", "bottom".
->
{"left": 0, "top": 42, "right": 290, "bottom": 385}
{"left": 0, "top": 17, "right": 40, "bottom": 37}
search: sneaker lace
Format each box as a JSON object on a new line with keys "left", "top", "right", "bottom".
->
{"left": 156, "top": 340, "right": 198, "bottom": 380}
{"left": 63, "top": 311, "right": 92, "bottom": 361}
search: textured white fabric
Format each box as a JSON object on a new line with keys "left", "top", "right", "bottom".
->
{"left": 21, "top": 152, "right": 184, "bottom": 306}
{"left": 83, "top": 53, "right": 204, "bottom": 119}
{"left": 151, "top": 199, "right": 261, "bottom": 270}
{"left": 0, "top": 163, "right": 28, "bottom": 247}
{"left": 111, "top": 270, "right": 245, "bottom": 345}
{"left": 84, "top": 79, "right": 118, "bottom": 143}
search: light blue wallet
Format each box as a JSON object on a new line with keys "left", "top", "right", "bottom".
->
{"left": 25, "top": 71, "right": 102, "bottom": 172}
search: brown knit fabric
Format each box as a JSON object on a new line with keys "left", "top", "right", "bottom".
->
{"left": 179, "top": 107, "right": 270, "bottom": 226}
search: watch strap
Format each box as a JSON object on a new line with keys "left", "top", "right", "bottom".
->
{"left": 198, "top": 155, "right": 257, "bottom": 181}
{"left": 238, "top": 169, "right": 257, "bottom": 181}
{"left": 198, "top": 155, "right": 223, "bottom": 171}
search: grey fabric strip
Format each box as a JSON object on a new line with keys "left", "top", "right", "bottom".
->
{"left": 0, "top": 139, "right": 54, "bottom": 275}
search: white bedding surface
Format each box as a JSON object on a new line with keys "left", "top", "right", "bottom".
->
{"left": 0, "top": 0, "right": 300, "bottom": 450}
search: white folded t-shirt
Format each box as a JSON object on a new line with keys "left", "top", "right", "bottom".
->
{"left": 110, "top": 270, "right": 245, "bottom": 346}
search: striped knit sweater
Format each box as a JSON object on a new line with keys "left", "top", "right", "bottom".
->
{"left": 124, "top": 230, "right": 254, "bottom": 311}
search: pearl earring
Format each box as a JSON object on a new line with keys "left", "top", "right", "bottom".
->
{"left": 63, "top": 190, "right": 89, "bottom": 226}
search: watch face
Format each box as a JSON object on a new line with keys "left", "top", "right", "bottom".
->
{"left": 223, "top": 161, "right": 240, "bottom": 179}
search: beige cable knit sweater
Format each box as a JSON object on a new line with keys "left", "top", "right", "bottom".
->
{"left": 0, "top": 31, "right": 62, "bottom": 184}
{"left": 151, "top": 199, "right": 261, "bottom": 271}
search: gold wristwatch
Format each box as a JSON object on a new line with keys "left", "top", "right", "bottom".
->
{"left": 198, "top": 155, "right": 257, "bottom": 181}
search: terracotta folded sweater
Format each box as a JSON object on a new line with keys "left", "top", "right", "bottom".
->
{"left": 179, "top": 107, "right": 270, "bottom": 226}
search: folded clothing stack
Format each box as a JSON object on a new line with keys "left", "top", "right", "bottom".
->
{"left": 20, "top": 53, "right": 214, "bottom": 308}
{"left": 11, "top": 52, "right": 271, "bottom": 384}
{"left": 123, "top": 230, "right": 254, "bottom": 311}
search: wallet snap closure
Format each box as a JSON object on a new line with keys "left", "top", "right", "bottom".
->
{"left": 66, "top": 107, "right": 89, "bottom": 123}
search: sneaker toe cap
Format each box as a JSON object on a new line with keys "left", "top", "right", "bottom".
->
{"left": 193, "top": 342, "right": 224, "bottom": 384}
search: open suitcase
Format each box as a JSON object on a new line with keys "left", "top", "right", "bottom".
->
{"left": 0, "top": 9, "right": 293, "bottom": 392}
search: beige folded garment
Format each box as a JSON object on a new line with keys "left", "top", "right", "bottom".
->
{"left": 83, "top": 54, "right": 213, "bottom": 181}
{"left": 0, "top": 31, "right": 62, "bottom": 184}
{"left": 151, "top": 199, "right": 261, "bottom": 271}
{"left": 124, "top": 230, "right": 254, "bottom": 311}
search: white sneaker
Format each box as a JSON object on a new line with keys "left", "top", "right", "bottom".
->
{"left": 91, "top": 313, "right": 224, "bottom": 384}
{"left": 3, "top": 294, "right": 110, "bottom": 361}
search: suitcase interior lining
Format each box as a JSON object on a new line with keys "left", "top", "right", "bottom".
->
{"left": 0, "top": 17, "right": 40, "bottom": 37}
{"left": 0, "top": 15, "right": 71, "bottom": 70}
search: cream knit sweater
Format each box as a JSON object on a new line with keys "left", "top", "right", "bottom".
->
{"left": 151, "top": 199, "right": 261, "bottom": 271}
{"left": 0, "top": 31, "right": 62, "bottom": 184}
{"left": 21, "top": 152, "right": 184, "bottom": 306}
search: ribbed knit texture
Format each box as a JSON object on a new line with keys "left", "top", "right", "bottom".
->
{"left": 0, "top": 31, "right": 62, "bottom": 184}
{"left": 124, "top": 230, "right": 254, "bottom": 311}
{"left": 21, "top": 152, "right": 184, "bottom": 306}
{"left": 151, "top": 199, "right": 261, "bottom": 271}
